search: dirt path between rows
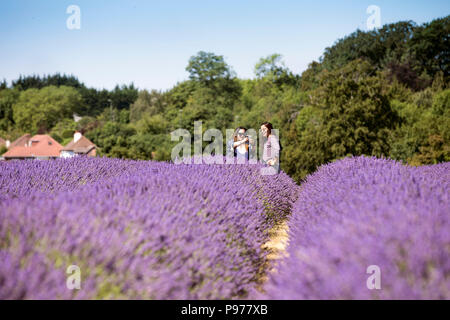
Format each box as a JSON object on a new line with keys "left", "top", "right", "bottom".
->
{"left": 256, "top": 219, "right": 290, "bottom": 289}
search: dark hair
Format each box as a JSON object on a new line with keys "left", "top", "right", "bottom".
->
{"left": 261, "top": 122, "right": 273, "bottom": 135}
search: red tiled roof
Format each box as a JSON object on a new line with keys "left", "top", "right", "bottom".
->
{"left": 8, "top": 134, "right": 31, "bottom": 149}
{"left": 62, "top": 135, "right": 96, "bottom": 154}
{"left": 3, "top": 134, "right": 63, "bottom": 158}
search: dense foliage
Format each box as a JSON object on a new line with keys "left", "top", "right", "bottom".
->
{"left": 260, "top": 156, "right": 449, "bottom": 299}
{"left": 0, "top": 157, "right": 298, "bottom": 299}
{"left": 1, "top": 16, "right": 448, "bottom": 182}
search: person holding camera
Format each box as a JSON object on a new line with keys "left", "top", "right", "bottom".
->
{"left": 227, "top": 127, "right": 253, "bottom": 161}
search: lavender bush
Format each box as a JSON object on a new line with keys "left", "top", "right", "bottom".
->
{"left": 261, "top": 156, "right": 449, "bottom": 299}
{"left": 0, "top": 157, "right": 142, "bottom": 202}
{"left": 0, "top": 157, "right": 298, "bottom": 299}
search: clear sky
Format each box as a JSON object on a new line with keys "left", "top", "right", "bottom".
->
{"left": 1, "top": 0, "right": 449, "bottom": 91}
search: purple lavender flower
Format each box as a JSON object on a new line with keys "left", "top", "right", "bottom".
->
{"left": 260, "top": 156, "right": 449, "bottom": 300}
{"left": 0, "top": 157, "right": 298, "bottom": 299}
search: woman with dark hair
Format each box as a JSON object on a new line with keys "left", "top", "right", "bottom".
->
{"left": 227, "top": 127, "right": 253, "bottom": 161}
{"left": 260, "top": 122, "right": 280, "bottom": 173}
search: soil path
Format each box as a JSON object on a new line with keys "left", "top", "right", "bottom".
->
{"left": 257, "top": 219, "right": 290, "bottom": 286}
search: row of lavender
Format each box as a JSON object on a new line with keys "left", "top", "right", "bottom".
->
{"left": 261, "top": 156, "right": 449, "bottom": 299}
{"left": 0, "top": 157, "right": 143, "bottom": 202}
{"left": 0, "top": 157, "right": 298, "bottom": 299}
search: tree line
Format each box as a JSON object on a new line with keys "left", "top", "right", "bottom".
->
{"left": 1, "top": 15, "right": 448, "bottom": 183}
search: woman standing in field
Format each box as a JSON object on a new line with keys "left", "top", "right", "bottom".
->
{"left": 227, "top": 127, "right": 254, "bottom": 161}
{"left": 260, "top": 122, "right": 280, "bottom": 174}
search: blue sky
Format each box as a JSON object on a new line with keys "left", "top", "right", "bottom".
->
{"left": 1, "top": 0, "right": 449, "bottom": 91}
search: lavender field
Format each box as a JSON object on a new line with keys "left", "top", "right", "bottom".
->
{"left": 0, "top": 156, "right": 448, "bottom": 299}
{"left": 261, "top": 156, "right": 449, "bottom": 299}
{"left": 0, "top": 157, "right": 298, "bottom": 299}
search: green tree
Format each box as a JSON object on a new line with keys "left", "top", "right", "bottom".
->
{"left": 255, "top": 54, "right": 286, "bottom": 79}
{"left": 186, "top": 51, "right": 234, "bottom": 86}
{"left": 284, "top": 60, "right": 400, "bottom": 182}
{"left": 50, "top": 118, "right": 77, "bottom": 144}
{"left": 135, "top": 114, "right": 169, "bottom": 135}
{"left": 77, "top": 87, "right": 111, "bottom": 116}
{"left": 321, "top": 21, "right": 417, "bottom": 72}
{"left": 76, "top": 116, "right": 99, "bottom": 133}
{"left": 0, "top": 79, "right": 7, "bottom": 90}
{"left": 0, "top": 88, "right": 19, "bottom": 132}
{"left": 254, "top": 54, "right": 300, "bottom": 87}
{"left": 12, "top": 86, "right": 83, "bottom": 134}
{"left": 110, "top": 83, "right": 139, "bottom": 110}
{"left": 130, "top": 89, "right": 167, "bottom": 122}
{"left": 129, "top": 133, "right": 172, "bottom": 160}
{"left": 86, "top": 121, "right": 136, "bottom": 158}
{"left": 11, "top": 73, "right": 83, "bottom": 91}
{"left": 409, "top": 16, "right": 450, "bottom": 80}
{"left": 389, "top": 88, "right": 450, "bottom": 164}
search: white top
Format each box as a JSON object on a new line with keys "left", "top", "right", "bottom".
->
{"left": 236, "top": 144, "right": 247, "bottom": 158}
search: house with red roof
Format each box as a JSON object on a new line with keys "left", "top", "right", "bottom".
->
{"left": 8, "top": 134, "right": 31, "bottom": 149}
{"left": 3, "top": 134, "right": 63, "bottom": 160}
{"left": 60, "top": 131, "right": 96, "bottom": 158}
